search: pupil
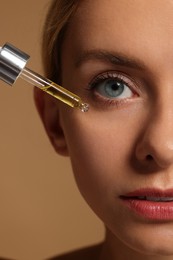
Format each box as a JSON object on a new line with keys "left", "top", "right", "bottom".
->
{"left": 106, "top": 80, "right": 124, "bottom": 96}
{"left": 112, "top": 82, "right": 119, "bottom": 91}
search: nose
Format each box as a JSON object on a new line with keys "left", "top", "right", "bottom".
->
{"left": 135, "top": 105, "right": 173, "bottom": 170}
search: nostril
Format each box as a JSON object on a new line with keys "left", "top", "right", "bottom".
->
{"left": 146, "top": 154, "right": 153, "bottom": 161}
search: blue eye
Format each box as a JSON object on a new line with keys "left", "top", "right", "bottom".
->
{"left": 94, "top": 78, "right": 133, "bottom": 99}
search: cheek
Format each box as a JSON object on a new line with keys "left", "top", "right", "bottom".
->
{"left": 60, "top": 109, "right": 139, "bottom": 211}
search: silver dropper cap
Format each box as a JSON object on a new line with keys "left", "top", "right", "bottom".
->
{"left": 0, "top": 43, "right": 30, "bottom": 85}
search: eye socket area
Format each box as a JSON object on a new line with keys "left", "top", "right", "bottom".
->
{"left": 89, "top": 71, "right": 139, "bottom": 102}
{"left": 94, "top": 78, "right": 133, "bottom": 99}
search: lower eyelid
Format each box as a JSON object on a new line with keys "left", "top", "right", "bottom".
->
{"left": 91, "top": 93, "right": 138, "bottom": 110}
{"left": 94, "top": 88, "right": 137, "bottom": 100}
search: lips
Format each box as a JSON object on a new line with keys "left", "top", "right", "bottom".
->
{"left": 120, "top": 188, "right": 173, "bottom": 220}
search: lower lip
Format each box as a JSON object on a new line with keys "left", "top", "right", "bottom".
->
{"left": 121, "top": 198, "right": 173, "bottom": 220}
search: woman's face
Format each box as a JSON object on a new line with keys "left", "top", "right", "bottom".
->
{"left": 44, "top": 0, "right": 173, "bottom": 257}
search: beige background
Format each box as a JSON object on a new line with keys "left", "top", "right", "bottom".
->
{"left": 0, "top": 1, "right": 104, "bottom": 259}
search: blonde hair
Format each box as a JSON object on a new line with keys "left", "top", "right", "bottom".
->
{"left": 42, "top": 0, "right": 79, "bottom": 83}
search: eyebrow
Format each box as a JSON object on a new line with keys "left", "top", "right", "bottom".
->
{"left": 75, "top": 50, "right": 146, "bottom": 70}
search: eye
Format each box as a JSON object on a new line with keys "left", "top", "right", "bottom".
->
{"left": 88, "top": 71, "right": 139, "bottom": 107}
{"left": 94, "top": 78, "right": 133, "bottom": 99}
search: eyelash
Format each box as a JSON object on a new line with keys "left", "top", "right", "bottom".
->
{"left": 87, "top": 71, "right": 139, "bottom": 108}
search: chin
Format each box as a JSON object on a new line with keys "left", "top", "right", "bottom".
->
{"left": 124, "top": 231, "right": 173, "bottom": 257}
{"left": 130, "top": 241, "right": 173, "bottom": 256}
{"left": 108, "top": 221, "right": 173, "bottom": 258}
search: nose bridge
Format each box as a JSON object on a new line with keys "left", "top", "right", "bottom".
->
{"left": 136, "top": 99, "right": 173, "bottom": 169}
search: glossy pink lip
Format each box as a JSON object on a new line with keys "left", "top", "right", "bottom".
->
{"left": 120, "top": 188, "right": 173, "bottom": 220}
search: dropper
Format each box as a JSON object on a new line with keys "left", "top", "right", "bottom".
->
{"left": 0, "top": 43, "right": 89, "bottom": 112}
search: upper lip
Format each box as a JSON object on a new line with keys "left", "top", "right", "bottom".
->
{"left": 121, "top": 188, "right": 173, "bottom": 198}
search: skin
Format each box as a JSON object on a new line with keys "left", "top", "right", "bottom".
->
{"left": 35, "top": 0, "right": 173, "bottom": 259}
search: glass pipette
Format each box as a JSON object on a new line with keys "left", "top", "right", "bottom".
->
{"left": 0, "top": 43, "right": 89, "bottom": 112}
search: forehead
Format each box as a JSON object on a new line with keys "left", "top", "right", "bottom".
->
{"left": 63, "top": 0, "right": 173, "bottom": 63}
